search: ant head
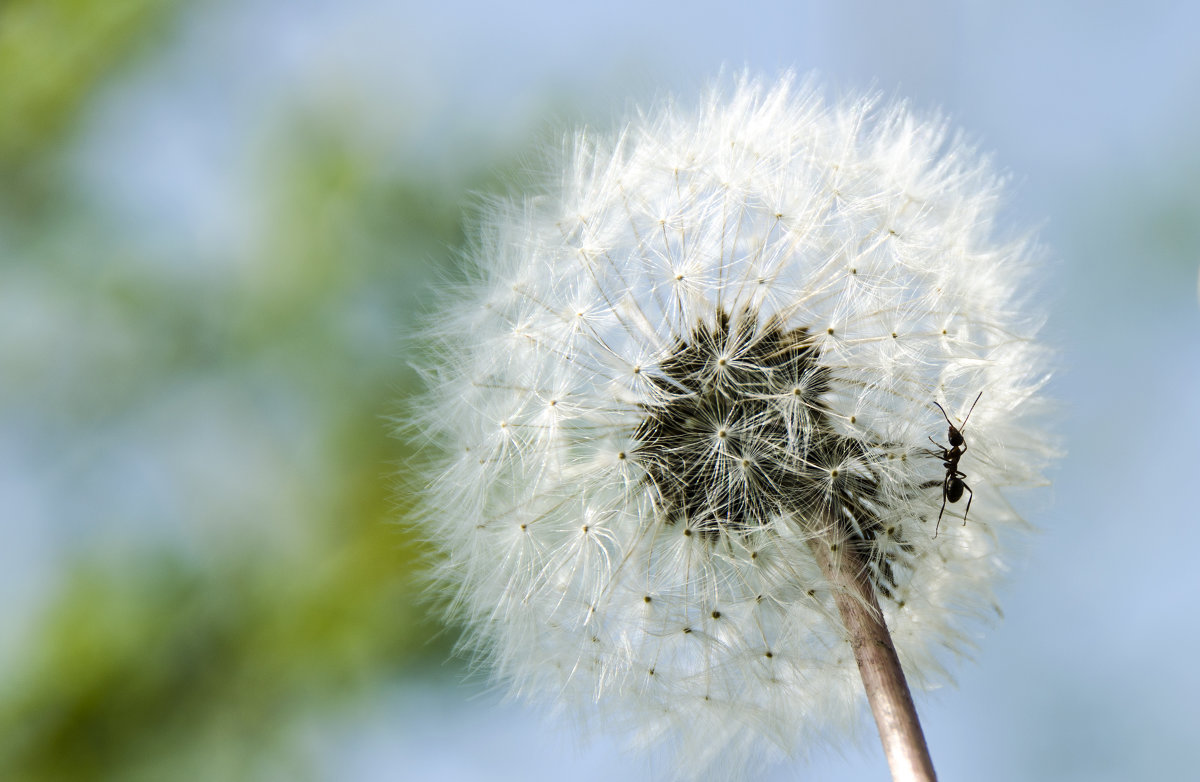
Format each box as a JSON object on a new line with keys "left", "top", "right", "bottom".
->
{"left": 934, "top": 391, "right": 982, "bottom": 447}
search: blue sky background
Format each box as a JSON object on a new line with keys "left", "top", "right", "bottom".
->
{"left": 5, "top": 1, "right": 1200, "bottom": 780}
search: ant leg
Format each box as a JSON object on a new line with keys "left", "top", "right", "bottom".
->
{"left": 923, "top": 437, "right": 947, "bottom": 460}
{"left": 934, "top": 477, "right": 950, "bottom": 538}
{"left": 960, "top": 481, "right": 974, "bottom": 527}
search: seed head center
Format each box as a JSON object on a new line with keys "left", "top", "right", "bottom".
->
{"left": 633, "top": 309, "right": 852, "bottom": 539}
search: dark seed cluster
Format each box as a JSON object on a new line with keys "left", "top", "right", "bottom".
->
{"left": 633, "top": 309, "right": 911, "bottom": 592}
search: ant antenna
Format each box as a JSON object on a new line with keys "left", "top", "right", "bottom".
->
{"left": 959, "top": 390, "right": 983, "bottom": 430}
{"left": 933, "top": 391, "right": 983, "bottom": 430}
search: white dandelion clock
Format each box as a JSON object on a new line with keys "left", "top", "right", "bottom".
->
{"left": 412, "top": 73, "right": 1054, "bottom": 781}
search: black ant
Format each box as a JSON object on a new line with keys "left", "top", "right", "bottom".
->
{"left": 925, "top": 391, "right": 982, "bottom": 537}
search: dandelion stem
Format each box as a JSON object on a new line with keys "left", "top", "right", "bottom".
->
{"left": 809, "top": 537, "right": 937, "bottom": 782}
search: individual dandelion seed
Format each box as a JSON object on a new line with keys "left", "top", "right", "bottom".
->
{"left": 411, "top": 72, "right": 1054, "bottom": 782}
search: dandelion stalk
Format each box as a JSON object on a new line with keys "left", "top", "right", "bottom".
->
{"left": 809, "top": 534, "right": 936, "bottom": 782}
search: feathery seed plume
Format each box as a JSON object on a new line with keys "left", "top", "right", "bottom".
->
{"left": 412, "top": 72, "right": 1053, "bottom": 780}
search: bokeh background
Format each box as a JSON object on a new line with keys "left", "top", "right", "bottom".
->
{"left": 2, "top": 1, "right": 1198, "bottom": 780}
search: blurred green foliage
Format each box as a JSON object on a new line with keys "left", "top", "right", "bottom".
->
{"left": 0, "top": 2, "right": 501, "bottom": 779}
{"left": 0, "top": 0, "right": 179, "bottom": 217}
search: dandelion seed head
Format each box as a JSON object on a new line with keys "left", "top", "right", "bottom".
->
{"left": 413, "top": 72, "right": 1053, "bottom": 780}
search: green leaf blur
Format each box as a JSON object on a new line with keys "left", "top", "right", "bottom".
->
{"left": 0, "top": 3, "right": 505, "bottom": 779}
